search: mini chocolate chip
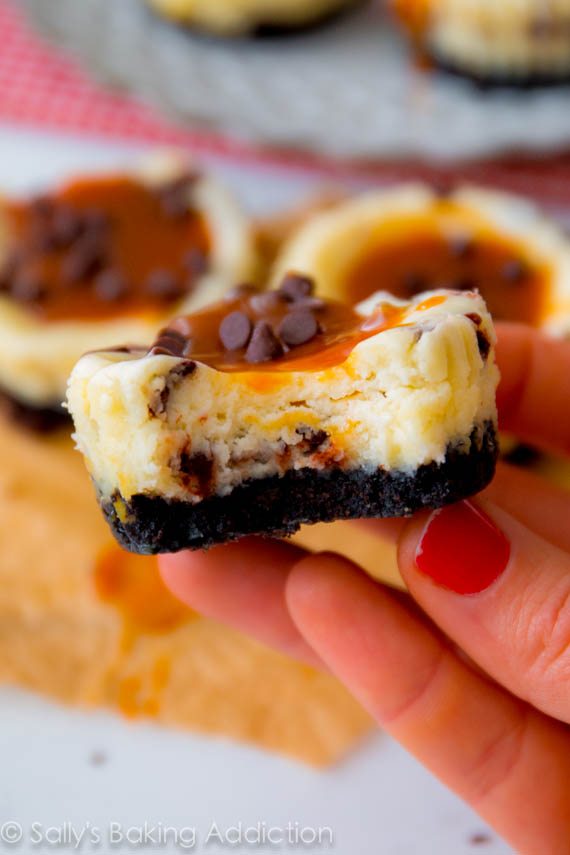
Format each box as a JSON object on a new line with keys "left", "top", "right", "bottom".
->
{"left": 149, "top": 360, "right": 196, "bottom": 416}
{"left": 476, "top": 330, "right": 491, "bottom": 361}
{"left": 454, "top": 277, "right": 476, "bottom": 292}
{"left": 29, "top": 223, "right": 58, "bottom": 253}
{"left": 30, "top": 195, "right": 55, "bottom": 220}
{"left": 51, "top": 206, "right": 83, "bottom": 248}
{"left": 183, "top": 248, "right": 209, "bottom": 277}
{"left": 279, "top": 310, "right": 318, "bottom": 347}
{"left": 177, "top": 449, "right": 213, "bottom": 496}
{"left": 296, "top": 425, "right": 329, "bottom": 453}
{"left": 449, "top": 233, "right": 475, "bottom": 259}
{"left": 466, "top": 312, "right": 482, "bottom": 325}
{"left": 11, "top": 272, "right": 46, "bottom": 302}
{"left": 279, "top": 272, "right": 315, "bottom": 301}
{"left": 158, "top": 175, "right": 197, "bottom": 220}
{"left": 502, "top": 259, "right": 529, "bottom": 283}
{"left": 62, "top": 236, "right": 106, "bottom": 284}
{"left": 402, "top": 273, "right": 428, "bottom": 297}
{"left": 294, "top": 296, "right": 326, "bottom": 311}
{"left": 150, "top": 327, "right": 188, "bottom": 357}
{"left": 94, "top": 269, "right": 128, "bottom": 302}
{"left": 219, "top": 310, "right": 252, "bottom": 351}
{"left": 249, "top": 291, "right": 287, "bottom": 313}
{"left": 146, "top": 269, "right": 184, "bottom": 300}
{"left": 82, "top": 208, "right": 110, "bottom": 234}
{"left": 245, "top": 321, "right": 284, "bottom": 364}
{"left": 469, "top": 832, "right": 492, "bottom": 847}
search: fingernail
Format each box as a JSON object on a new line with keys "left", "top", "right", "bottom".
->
{"left": 415, "top": 501, "right": 511, "bottom": 594}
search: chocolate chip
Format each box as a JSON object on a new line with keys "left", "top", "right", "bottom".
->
{"left": 82, "top": 208, "right": 110, "bottom": 235}
{"left": 50, "top": 206, "right": 83, "bottom": 248}
{"left": 294, "top": 296, "right": 326, "bottom": 311}
{"left": 296, "top": 425, "right": 329, "bottom": 453}
{"left": 279, "top": 272, "right": 315, "bottom": 301}
{"left": 61, "top": 236, "right": 106, "bottom": 284}
{"left": 449, "top": 233, "right": 475, "bottom": 259}
{"left": 502, "top": 259, "right": 529, "bottom": 283}
{"left": 454, "top": 277, "right": 476, "bottom": 292}
{"left": 466, "top": 312, "right": 482, "bottom": 326}
{"left": 245, "top": 321, "right": 284, "bottom": 364}
{"left": 249, "top": 291, "right": 287, "bottom": 313}
{"left": 149, "top": 360, "right": 196, "bottom": 416}
{"left": 11, "top": 271, "right": 46, "bottom": 302}
{"left": 402, "top": 272, "right": 428, "bottom": 297}
{"left": 94, "top": 269, "right": 128, "bottom": 302}
{"left": 279, "top": 310, "right": 318, "bottom": 347}
{"left": 219, "top": 310, "right": 252, "bottom": 351}
{"left": 158, "top": 174, "right": 197, "bottom": 220}
{"left": 169, "top": 316, "right": 193, "bottom": 337}
{"left": 0, "top": 250, "right": 22, "bottom": 291}
{"left": 183, "top": 248, "right": 209, "bottom": 277}
{"left": 476, "top": 330, "right": 491, "bottom": 361}
{"left": 149, "top": 327, "right": 188, "bottom": 358}
{"left": 29, "top": 223, "right": 58, "bottom": 253}
{"left": 30, "top": 195, "right": 55, "bottom": 220}
{"left": 146, "top": 269, "right": 184, "bottom": 300}
{"left": 177, "top": 449, "right": 213, "bottom": 496}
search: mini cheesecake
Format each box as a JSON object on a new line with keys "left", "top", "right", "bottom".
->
{"left": 147, "top": 0, "right": 361, "bottom": 36}
{"left": 272, "top": 184, "right": 570, "bottom": 334}
{"left": 0, "top": 155, "right": 254, "bottom": 425}
{"left": 67, "top": 277, "right": 499, "bottom": 553}
{"left": 393, "top": 0, "right": 570, "bottom": 86}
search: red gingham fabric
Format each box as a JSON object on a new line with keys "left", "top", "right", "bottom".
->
{"left": 1, "top": 0, "right": 570, "bottom": 206}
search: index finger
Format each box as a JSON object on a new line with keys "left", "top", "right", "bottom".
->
{"left": 495, "top": 322, "right": 570, "bottom": 456}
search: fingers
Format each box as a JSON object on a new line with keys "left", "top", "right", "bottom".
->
{"left": 398, "top": 499, "right": 570, "bottom": 724}
{"left": 286, "top": 553, "right": 570, "bottom": 855}
{"left": 495, "top": 323, "right": 570, "bottom": 456}
{"left": 159, "top": 538, "right": 320, "bottom": 666}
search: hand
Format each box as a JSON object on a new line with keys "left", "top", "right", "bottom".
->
{"left": 160, "top": 323, "right": 570, "bottom": 855}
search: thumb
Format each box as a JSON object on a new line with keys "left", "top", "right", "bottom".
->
{"left": 398, "top": 499, "right": 570, "bottom": 724}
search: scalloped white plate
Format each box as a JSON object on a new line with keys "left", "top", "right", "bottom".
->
{"left": 21, "top": 0, "right": 570, "bottom": 162}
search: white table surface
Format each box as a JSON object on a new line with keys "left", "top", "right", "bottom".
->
{"left": 0, "top": 125, "right": 512, "bottom": 855}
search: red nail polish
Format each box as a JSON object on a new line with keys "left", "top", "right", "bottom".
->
{"left": 415, "top": 501, "right": 510, "bottom": 594}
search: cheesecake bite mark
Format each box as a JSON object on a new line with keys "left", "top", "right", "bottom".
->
{"left": 0, "top": 173, "right": 211, "bottom": 322}
{"left": 342, "top": 206, "right": 550, "bottom": 325}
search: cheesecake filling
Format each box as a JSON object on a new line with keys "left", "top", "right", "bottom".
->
{"left": 67, "top": 280, "right": 498, "bottom": 505}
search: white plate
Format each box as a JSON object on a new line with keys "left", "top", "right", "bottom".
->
{"left": 21, "top": 0, "right": 570, "bottom": 162}
{"left": 0, "top": 126, "right": 513, "bottom": 854}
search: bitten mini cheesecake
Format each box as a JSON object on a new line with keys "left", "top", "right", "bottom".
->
{"left": 393, "top": 0, "right": 570, "bottom": 86}
{"left": 0, "top": 156, "right": 254, "bottom": 426}
{"left": 272, "top": 184, "right": 570, "bottom": 334}
{"left": 67, "top": 276, "right": 499, "bottom": 553}
{"left": 147, "top": 0, "right": 361, "bottom": 36}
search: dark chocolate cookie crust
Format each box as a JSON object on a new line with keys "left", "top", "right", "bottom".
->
{"left": 432, "top": 54, "right": 570, "bottom": 90}
{"left": 102, "top": 422, "right": 498, "bottom": 554}
{"left": 0, "top": 387, "right": 69, "bottom": 434}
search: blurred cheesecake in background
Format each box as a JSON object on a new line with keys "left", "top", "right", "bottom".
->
{"left": 272, "top": 184, "right": 570, "bottom": 334}
{"left": 393, "top": 0, "right": 570, "bottom": 86}
{"left": 0, "top": 153, "right": 254, "bottom": 426}
{"left": 147, "top": 0, "right": 364, "bottom": 36}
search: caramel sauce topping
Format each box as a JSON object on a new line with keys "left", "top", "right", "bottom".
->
{"left": 149, "top": 276, "right": 445, "bottom": 374}
{"left": 94, "top": 545, "right": 190, "bottom": 634}
{"left": 0, "top": 173, "right": 211, "bottom": 322}
{"left": 342, "top": 209, "right": 550, "bottom": 326}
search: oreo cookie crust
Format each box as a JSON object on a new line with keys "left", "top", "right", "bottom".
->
{"left": 102, "top": 422, "right": 497, "bottom": 553}
{"left": 68, "top": 285, "right": 499, "bottom": 554}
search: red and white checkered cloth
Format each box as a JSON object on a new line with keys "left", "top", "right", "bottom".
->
{"left": 1, "top": 0, "right": 570, "bottom": 207}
